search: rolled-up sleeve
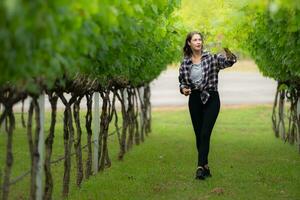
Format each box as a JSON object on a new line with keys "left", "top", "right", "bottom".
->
{"left": 214, "top": 53, "right": 237, "bottom": 70}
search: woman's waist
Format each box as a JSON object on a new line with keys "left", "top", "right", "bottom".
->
{"left": 190, "top": 85, "right": 218, "bottom": 92}
{"left": 190, "top": 89, "right": 218, "bottom": 95}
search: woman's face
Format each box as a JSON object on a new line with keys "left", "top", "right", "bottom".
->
{"left": 188, "top": 34, "right": 202, "bottom": 52}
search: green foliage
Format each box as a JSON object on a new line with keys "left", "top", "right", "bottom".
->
{"left": 0, "top": 0, "right": 183, "bottom": 92}
{"left": 0, "top": 1, "right": 78, "bottom": 92}
{"left": 78, "top": 0, "right": 183, "bottom": 87}
{"left": 243, "top": 1, "right": 300, "bottom": 82}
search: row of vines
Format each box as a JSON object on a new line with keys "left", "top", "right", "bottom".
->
{"left": 0, "top": 0, "right": 183, "bottom": 199}
{"left": 232, "top": 0, "right": 300, "bottom": 151}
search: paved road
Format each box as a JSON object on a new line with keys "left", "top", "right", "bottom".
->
{"left": 150, "top": 69, "right": 277, "bottom": 107}
{"left": 11, "top": 69, "right": 277, "bottom": 111}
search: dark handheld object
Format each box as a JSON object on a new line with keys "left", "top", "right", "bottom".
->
{"left": 223, "top": 48, "right": 237, "bottom": 60}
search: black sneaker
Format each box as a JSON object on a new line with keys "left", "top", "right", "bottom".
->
{"left": 203, "top": 167, "right": 212, "bottom": 178}
{"left": 195, "top": 166, "right": 206, "bottom": 180}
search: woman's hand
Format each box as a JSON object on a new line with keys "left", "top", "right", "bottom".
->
{"left": 223, "top": 48, "right": 237, "bottom": 60}
{"left": 182, "top": 88, "right": 191, "bottom": 96}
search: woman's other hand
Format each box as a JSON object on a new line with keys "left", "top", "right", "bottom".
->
{"left": 182, "top": 88, "right": 191, "bottom": 96}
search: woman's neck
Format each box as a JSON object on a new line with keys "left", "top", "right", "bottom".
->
{"left": 192, "top": 50, "right": 202, "bottom": 59}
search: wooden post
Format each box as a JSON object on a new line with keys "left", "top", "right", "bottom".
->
{"left": 138, "top": 87, "right": 144, "bottom": 124}
{"left": 0, "top": 104, "right": 5, "bottom": 133}
{"left": 297, "top": 98, "right": 300, "bottom": 119}
{"left": 138, "top": 87, "right": 144, "bottom": 141}
{"left": 297, "top": 97, "right": 300, "bottom": 153}
{"left": 36, "top": 93, "right": 45, "bottom": 200}
{"left": 124, "top": 88, "right": 128, "bottom": 111}
{"left": 93, "top": 92, "right": 100, "bottom": 174}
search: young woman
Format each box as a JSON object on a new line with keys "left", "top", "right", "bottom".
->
{"left": 178, "top": 31, "right": 237, "bottom": 180}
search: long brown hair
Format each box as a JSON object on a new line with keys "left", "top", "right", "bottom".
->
{"left": 183, "top": 31, "right": 204, "bottom": 58}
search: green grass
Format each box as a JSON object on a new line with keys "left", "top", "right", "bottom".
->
{"left": 1, "top": 105, "right": 300, "bottom": 200}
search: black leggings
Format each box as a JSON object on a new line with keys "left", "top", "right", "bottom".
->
{"left": 188, "top": 90, "right": 220, "bottom": 167}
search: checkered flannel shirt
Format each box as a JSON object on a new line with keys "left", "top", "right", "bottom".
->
{"left": 178, "top": 50, "right": 237, "bottom": 104}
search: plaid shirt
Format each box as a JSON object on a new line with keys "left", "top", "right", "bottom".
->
{"left": 178, "top": 50, "right": 237, "bottom": 104}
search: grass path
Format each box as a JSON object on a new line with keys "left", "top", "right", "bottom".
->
{"left": 1, "top": 105, "right": 300, "bottom": 199}
{"left": 67, "top": 105, "right": 300, "bottom": 200}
